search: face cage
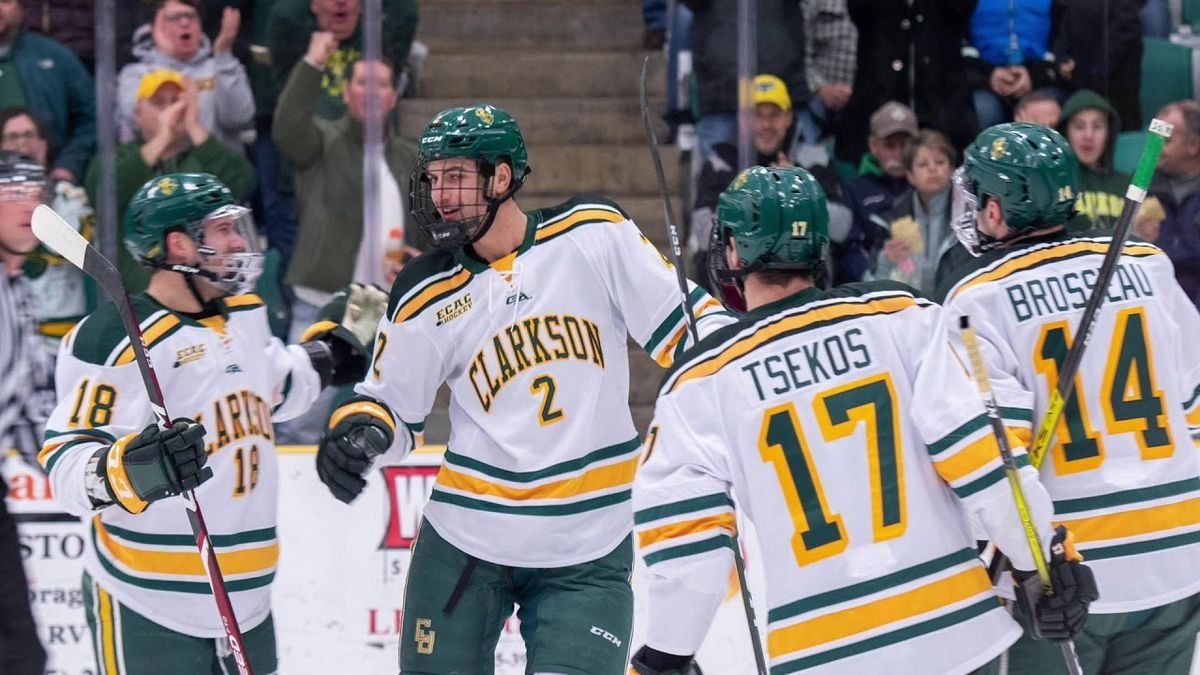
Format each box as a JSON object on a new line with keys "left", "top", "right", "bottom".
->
{"left": 188, "top": 204, "right": 264, "bottom": 295}
{"left": 411, "top": 158, "right": 521, "bottom": 252}
{"left": 949, "top": 166, "right": 993, "bottom": 257}
{"left": 707, "top": 223, "right": 748, "bottom": 313}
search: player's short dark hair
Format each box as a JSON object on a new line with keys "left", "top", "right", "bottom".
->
{"left": 1015, "top": 89, "right": 1060, "bottom": 115}
{"left": 755, "top": 267, "right": 815, "bottom": 288}
{"left": 903, "top": 129, "right": 956, "bottom": 171}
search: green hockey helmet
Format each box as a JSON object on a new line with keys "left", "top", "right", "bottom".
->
{"left": 410, "top": 104, "right": 531, "bottom": 250}
{"left": 709, "top": 166, "right": 830, "bottom": 310}
{"left": 952, "top": 122, "right": 1081, "bottom": 254}
{"left": 124, "top": 173, "right": 263, "bottom": 294}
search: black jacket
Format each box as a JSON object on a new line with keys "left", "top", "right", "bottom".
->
{"left": 836, "top": 0, "right": 979, "bottom": 163}
{"left": 1052, "top": 0, "right": 1143, "bottom": 131}
{"left": 682, "top": 0, "right": 808, "bottom": 116}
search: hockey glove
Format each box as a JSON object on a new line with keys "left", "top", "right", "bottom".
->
{"left": 99, "top": 419, "right": 212, "bottom": 514}
{"left": 317, "top": 400, "right": 395, "bottom": 503}
{"left": 630, "top": 646, "right": 703, "bottom": 675}
{"left": 301, "top": 283, "right": 389, "bottom": 388}
{"left": 1012, "top": 526, "right": 1099, "bottom": 641}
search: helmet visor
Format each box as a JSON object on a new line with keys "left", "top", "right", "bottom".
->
{"left": 950, "top": 166, "right": 985, "bottom": 257}
{"left": 195, "top": 204, "right": 263, "bottom": 294}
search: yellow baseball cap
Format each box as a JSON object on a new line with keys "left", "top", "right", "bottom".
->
{"left": 753, "top": 74, "right": 792, "bottom": 112}
{"left": 136, "top": 69, "right": 185, "bottom": 101}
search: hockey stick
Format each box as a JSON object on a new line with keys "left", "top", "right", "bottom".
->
{"left": 31, "top": 205, "right": 254, "bottom": 675}
{"left": 960, "top": 316, "right": 1083, "bottom": 675}
{"left": 640, "top": 57, "right": 769, "bottom": 675}
{"left": 1025, "top": 118, "right": 1174, "bottom": 469}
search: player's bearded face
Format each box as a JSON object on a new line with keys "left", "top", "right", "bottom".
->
{"left": 0, "top": 181, "right": 44, "bottom": 255}
{"left": 411, "top": 156, "right": 508, "bottom": 251}
{"left": 190, "top": 204, "right": 264, "bottom": 295}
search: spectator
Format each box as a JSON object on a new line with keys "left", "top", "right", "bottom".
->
{"left": 118, "top": 0, "right": 255, "bottom": 151}
{"left": 0, "top": 106, "right": 94, "bottom": 350}
{"left": 841, "top": 101, "right": 918, "bottom": 284}
{"left": 19, "top": 0, "right": 93, "bottom": 71}
{"left": 85, "top": 68, "right": 254, "bottom": 291}
{"left": 265, "top": 0, "right": 418, "bottom": 121}
{"left": 800, "top": 0, "right": 856, "bottom": 144}
{"left": 1145, "top": 101, "right": 1200, "bottom": 307}
{"left": 0, "top": 0, "right": 94, "bottom": 184}
{"left": 1013, "top": 89, "right": 1062, "bottom": 127}
{"left": 1053, "top": 0, "right": 1142, "bottom": 132}
{"left": 965, "top": 0, "right": 1062, "bottom": 129}
{"left": 1058, "top": 89, "right": 1127, "bottom": 232}
{"left": 0, "top": 150, "right": 51, "bottom": 675}
{"left": 836, "top": 0, "right": 977, "bottom": 164}
{"left": 643, "top": 0, "right": 666, "bottom": 49}
{"left": 687, "top": 74, "right": 854, "bottom": 286}
{"left": 682, "top": 0, "right": 807, "bottom": 158}
{"left": 873, "top": 130, "right": 957, "bottom": 295}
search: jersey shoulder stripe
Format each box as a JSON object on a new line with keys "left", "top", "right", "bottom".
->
{"left": 222, "top": 293, "right": 265, "bottom": 312}
{"left": 941, "top": 236, "right": 1163, "bottom": 302}
{"left": 661, "top": 286, "right": 929, "bottom": 395}
{"left": 531, "top": 196, "right": 628, "bottom": 246}
{"left": 111, "top": 312, "right": 184, "bottom": 366}
{"left": 386, "top": 250, "right": 470, "bottom": 324}
{"left": 70, "top": 294, "right": 168, "bottom": 366}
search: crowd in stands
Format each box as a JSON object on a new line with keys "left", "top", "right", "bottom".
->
{"left": 0, "top": 0, "right": 1197, "bottom": 451}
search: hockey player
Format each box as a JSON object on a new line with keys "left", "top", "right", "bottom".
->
{"left": 313, "top": 105, "right": 731, "bottom": 673}
{"left": 39, "top": 173, "right": 384, "bottom": 674}
{"left": 630, "top": 165, "right": 1097, "bottom": 674}
{"left": 939, "top": 122, "right": 1200, "bottom": 674}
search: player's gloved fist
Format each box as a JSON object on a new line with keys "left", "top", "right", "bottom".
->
{"left": 317, "top": 404, "right": 394, "bottom": 504}
{"left": 1012, "top": 526, "right": 1099, "bottom": 641}
{"left": 301, "top": 283, "right": 390, "bottom": 387}
{"left": 630, "top": 646, "right": 703, "bottom": 675}
{"left": 102, "top": 418, "right": 211, "bottom": 514}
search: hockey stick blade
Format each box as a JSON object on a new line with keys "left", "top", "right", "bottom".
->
{"left": 32, "top": 205, "right": 255, "bottom": 675}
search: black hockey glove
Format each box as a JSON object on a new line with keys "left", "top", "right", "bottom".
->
{"left": 630, "top": 646, "right": 703, "bottom": 675}
{"left": 301, "top": 283, "right": 389, "bottom": 388}
{"left": 317, "top": 400, "right": 394, "bottom": 503}
{"left": 1012, "top": 526, "right": 1099, "bottom": 641}
{"left": 100, "top": 418, "right": 211, "bottom": 514}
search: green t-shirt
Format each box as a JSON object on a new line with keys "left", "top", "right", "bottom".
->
{"left": 0, "top": 49, "right": 26, "bottom": 109}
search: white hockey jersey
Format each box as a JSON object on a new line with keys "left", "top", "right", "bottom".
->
{"left": 941, "top": 233, "right": 1200, "bottom": 614}
{"left": 39, "top": 293, "right": 322, "bottom": 637}
{"left": 634, "top": 282, "right": 1056, "bottom": 674}
{"left": 354, "top": 197, "right": 732, "bottom": 568}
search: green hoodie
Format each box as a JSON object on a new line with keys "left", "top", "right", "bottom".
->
{"left": 1059, "top": 89, "right": 1130, "bottom": 233}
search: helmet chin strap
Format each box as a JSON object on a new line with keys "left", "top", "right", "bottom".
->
{"left": 150, "top": 258, "right": 225, "bottom": 308}
{"left": 465, "top": 166, "right": 524, "bottom": 247}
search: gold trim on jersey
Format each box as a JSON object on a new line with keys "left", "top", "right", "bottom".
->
{"left": 300, "top": 319, "right": 340, "bottom": 343}
{"left": 39, "top": 319, "right": 78, "bottom": 338}
{"left": 933, "top": 428, "right": 1026, "bottom": 483}
{"left": 112, "top": 314, "right": 182, "bottom": 366}
{"left": 1057, "top": 496, "right": 1200, "bottom": 544}
{"left": 435, "top": 454, "right": 640, "bottom": 502}
{"left": 94, "top": 520, "right": 279, "bottom": 577}
{"left": 767, "top": 566, "right": 993, "bottom": 659}
{"left": 224, "top": 293, "right": 265, "bottom": 310}
{"left": 393, "top": 268, "right": 472, "bottom": 324}
{"left": 668, "top": 295, "right": 920, "bottom": 393}
{"left": 652, "top": 297, "right": 723, "bottom": 368}
{"left": 948, "top": 240, "right": 1163, "bottom": 301}
{"left": 534, "top": 207, "right": 625, "bottom": 243}
{"left": 638, "top": 512, "right": 737, "bottom": 549}
{"left": 97, "top": 583, "right": 120, "bottom": 675}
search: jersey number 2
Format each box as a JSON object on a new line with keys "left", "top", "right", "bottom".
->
{"left": 531, "top": 375, "right": 565, "bottom": 426}
{"left": 759, "top": 373, "right": 905, "bottom": 567}
{"left": 1035, "top": 306, "right": 1174, "bottom": 475}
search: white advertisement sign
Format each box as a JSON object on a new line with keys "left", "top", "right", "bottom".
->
{"left": 6, "top": 447, "right": 764, "bottom": 674}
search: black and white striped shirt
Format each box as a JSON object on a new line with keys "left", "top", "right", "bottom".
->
{"left": 0, "top": 263, "right": 55, "bottom": 464}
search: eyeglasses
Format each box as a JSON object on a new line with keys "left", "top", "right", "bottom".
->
{"left": 1, "top": 131, "right": 41, "bottom": 145}
{"left": 162, "top": 10, "right": 200, "bottom": 25}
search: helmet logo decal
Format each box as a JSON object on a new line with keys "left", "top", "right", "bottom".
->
{"left": 474, "top": 106, "right": 494, "bottom": 125}
{"left": 1057, "top": 185, "right": 1075, "bottom": 202}
{"left": 791, "top": 220, "right": 809, "bottom": 238}
{"left": 732, "top": 170, "right": 750, "bottom": 190}
{"left": 157, "top": 176, "right": 177, "bottom": 196}
{"left": 990, "top": 138, "right": 1007, "bottom": 160}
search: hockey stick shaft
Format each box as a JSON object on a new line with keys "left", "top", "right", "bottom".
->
{"left": 640, "top": 58, "right": 768, "bottom": 675}
{"left": 31, "top": 205, "right": 254, "bottom": 675}
{"left": 1026, "top": 118, "right": 1173, "bottom": 469}
{"left": 960, "top": 316, "right": 1083, "bottom": 675}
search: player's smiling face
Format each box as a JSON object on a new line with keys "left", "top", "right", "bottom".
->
{"left": 426, "top": 158, "right": 487, "bottom": 223}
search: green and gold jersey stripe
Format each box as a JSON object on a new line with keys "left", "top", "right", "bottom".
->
{"left": 534, "top": 205, "right": 625, "bottom": 245}
{"left": 111, "top": 313, "right": 183, "bottom": 366}
{"left": 392, "top": 267, "right": 472, "bottom": 324}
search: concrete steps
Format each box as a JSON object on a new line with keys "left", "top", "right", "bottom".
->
{"left": 420, "top": 51, "right": 665, "bottom": 99}
{"left": 419, "top": 1, "right": 645, "bottom": 53}
{"left": 399, "top": 97, "right": 665, "bottom": 145}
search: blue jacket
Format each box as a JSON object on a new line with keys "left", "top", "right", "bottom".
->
{"left": 1150, "top": 175, "right": 1200, "bottom": 308}
{"left": 969, "top": 0, "right": 1052, "bottom": 66}
{"left": 13, "top": 29, "right": 95, "bottom": 180}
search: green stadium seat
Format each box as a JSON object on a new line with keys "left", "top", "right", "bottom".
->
{"left": 1140, "top": 38, "right": 1198, "bottom": 127}
{"left": 1184, "top": 0, "right": 1200, "bottom": 27}
{"left": 1113, "top": 131, "right": 1148, "bottom": 176}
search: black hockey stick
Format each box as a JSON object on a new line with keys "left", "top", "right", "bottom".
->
{"left": 32, "top": 205, "right": 254, "bottom": 675}
{"left": 640, "top": 57, "right": 769, "bottom": 675}
{"left": 961, "top": 316, "right": 1083, "bottom": 675}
